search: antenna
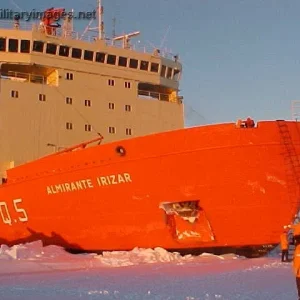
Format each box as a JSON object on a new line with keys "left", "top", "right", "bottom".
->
{"left": 10, "top": 0, "right": 22, "bottom": 29}
{"left": 146, "top": 27, "right": 175, "bottom": 59}
{"left": 82, "top": 0, "right": 105, "bottom": 40}
{"left": 112, "top": 17, "right": 116, "bottom": 38}
{"left": 80, "top": 18, "right": 94, "bottom": 40}
{"left": 10, "top": 0, "right": 22, "bottom": 11}
{"left": 159, "top": 25, "right": 171, "bottom": 49}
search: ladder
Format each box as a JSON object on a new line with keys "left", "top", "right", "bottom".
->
{"left": 277, "top": 120, "right": 300, "bottom": 205}
{"left": 277, "top": 120, "right": 300, "bottom": 261}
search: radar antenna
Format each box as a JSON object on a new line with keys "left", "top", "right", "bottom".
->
{"left": 112, "top": 31, "right": 140, "bottom": 49}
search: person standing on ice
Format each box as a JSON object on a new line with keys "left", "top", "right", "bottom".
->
{"left": 280, "top": 226, "right": 289, "bottom": 262}
{"left": 293, "top": 234, "right": 300, "bottom": 299}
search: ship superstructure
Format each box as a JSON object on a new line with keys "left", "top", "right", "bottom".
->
{"left": 0, "top": 3, "right": 183, "bottom": 177}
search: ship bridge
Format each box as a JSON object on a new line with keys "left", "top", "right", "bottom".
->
{"left": 0, "top": 16, "right": 183, "bottom": 100}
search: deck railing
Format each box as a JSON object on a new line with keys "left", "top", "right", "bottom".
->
{"left": 0, "top": 20, "right": 176, "bottom": 60}
{"left": 0, "top": 20, "right": 33, "bottom": 31}
{"left": 138, "top": 90, "right": 182, "bottom": 103}
{"left": 0, "top": 71, "right": 46, "bottom": 84}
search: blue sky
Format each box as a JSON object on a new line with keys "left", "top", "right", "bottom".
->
{"left": 5, "top": 0, "right": 300, "bottom": 126}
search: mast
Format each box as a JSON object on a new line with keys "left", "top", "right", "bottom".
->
{"left": 98, "top": 0, "right": 104, "bottom": 40}
{"left": 112, "top": 17, "right": 116, "bottom": 38}
{"left": 62, "top": 8, "right": 73, "bottom": 38}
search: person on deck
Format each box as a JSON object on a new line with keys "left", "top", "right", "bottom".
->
{"left": 280, "top": 226, "right": 289, "bottom": 262}
{"left": 245, "top": 117, "right": 255, "bottom": 128}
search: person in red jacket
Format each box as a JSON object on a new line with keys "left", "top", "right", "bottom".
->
{"left": 280, "top": 226, "right": 289, "bottom": 262}
{"left": 245, "top": 117, "right": 255, "bottom": 128}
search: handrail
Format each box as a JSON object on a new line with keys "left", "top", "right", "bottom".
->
{"left": 0, "top": 71, "right": 46, "bottom": 84}
{"left": 138, "top": 89, "right": 169, "bottom": 101}
{"left": 0, "top": 20, "right": 33, "bottom": 31}
{"left": 42, "top": 135, "right": 104, "bottom": 159}
{"left": 0, "top": 20, "right": 177, "bottom": 60}
{"left": 138, "top": 89, "right": 182, "bottom": 103}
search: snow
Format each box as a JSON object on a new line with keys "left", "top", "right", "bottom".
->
{"left": 0, "top": 241, "right": 297, "bottom": 299}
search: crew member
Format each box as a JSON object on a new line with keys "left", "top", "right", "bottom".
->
{"left": 280, "top": 226, "right": 289, "bottom": 262}
{"left": 293, "top": 234, "right": 300, "bottom": 299}
{"left": 13, "top": 14, "right": 20, "bottom": 29}
{"left": 245, "top": 117, "right": 255, "bottom": 128}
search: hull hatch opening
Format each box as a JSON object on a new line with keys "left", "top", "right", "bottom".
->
{"left": 160, "top": 200, "right": 215, "bottom": 243}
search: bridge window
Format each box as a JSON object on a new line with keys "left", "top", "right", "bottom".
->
{"left": 59, "top": 46, "right": 69, "bottom": 57}
{"left": 84, "top": 50, "right": 93, "bottom": 61}
{"left": 174, "top": 69, "right": 180, "bottom": 81}
{"left": 129, "top": 58, "right": 138, "bottom": 69}
{"left": 20, "top": 40, "right": 30, "bottom": 53}
{"left": 72, "top": 48, "right": 82, "bottom": 59}
{"left": 160, "top": 65, "right": 166, "bottom": 77}
{"left": 32, "top": 41, "right": 44, "bottom": 52}
{"left": 8, "top": 39, "right": 18, "bottom": 52}
{"left": 118, "top": 56, "right": 127, "bottom": 67}
{"left": 46, "top": 43, "right": 57, "bottom": 55}
{"left": 0, "top": 38, "right": 6, "bottom": 51}
{"left": 167, "top": 67, "right": 173, "bottom": 79}
{"left": 150, "top": 63, "right": 159, "bottom": 73}
{"left": 107, "top": 54, "right": 116, "bottom": 65}
{"left": 140, "top": 60, "right": 149, "bottom": 71}
{"left": 95, "top": 52, "right": 106, "bottom": 63}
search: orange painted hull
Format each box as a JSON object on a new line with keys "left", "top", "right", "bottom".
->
{"left": 0, "top": 120, "right": 299, "bottom": 255}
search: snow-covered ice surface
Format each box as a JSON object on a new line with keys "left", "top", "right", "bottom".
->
{"left": 0, "top": 241, "right": 296, "bottom": 299}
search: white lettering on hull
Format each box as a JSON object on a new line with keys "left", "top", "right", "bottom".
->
{"left": 46, "top": 173, "right": 132, "bottom": 195}
{"left": 0, "top": 199, "right": 28, "bottom": 226}
{"left": 96, "top": 173, "right": 132, "bottom": 186}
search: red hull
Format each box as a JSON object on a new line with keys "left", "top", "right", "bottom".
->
{"left": 0, "top": 120, "right": 299, "bottom": 255}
